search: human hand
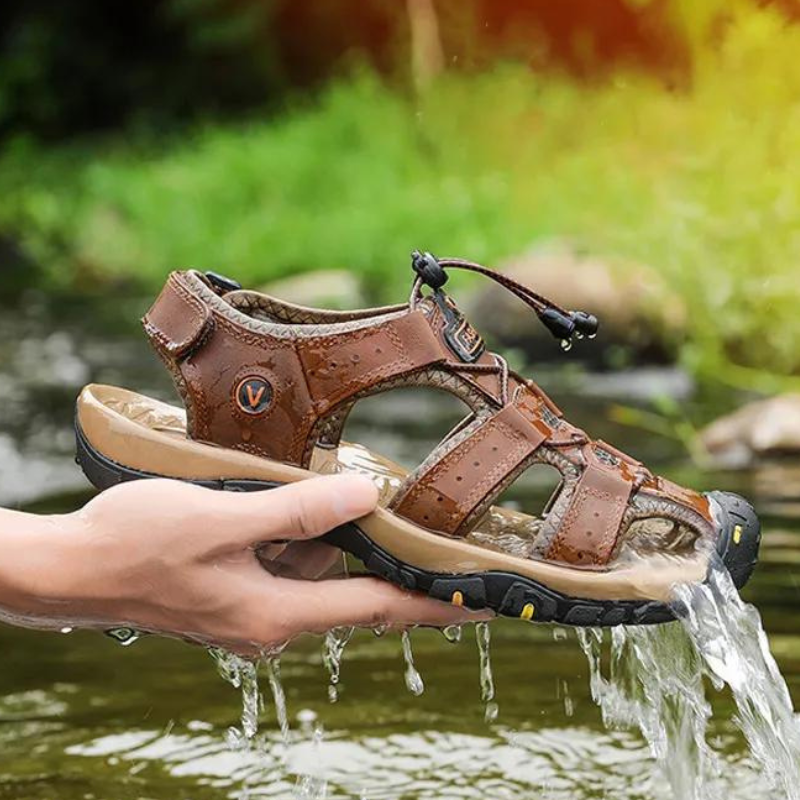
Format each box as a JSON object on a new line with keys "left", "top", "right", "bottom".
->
{"left": 1, "top": 476, "right": 488, "bottom": 654}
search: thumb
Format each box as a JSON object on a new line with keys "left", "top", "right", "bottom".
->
{"left": 211, "top": 474, "right": 379, "bottom": 546}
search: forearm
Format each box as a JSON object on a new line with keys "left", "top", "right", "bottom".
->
{"left": 0, "top": 508, "right": 75, "bottom": 623}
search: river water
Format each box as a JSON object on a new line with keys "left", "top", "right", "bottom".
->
{"left": 1, "top": 310, "right": 799, "bottom": 799}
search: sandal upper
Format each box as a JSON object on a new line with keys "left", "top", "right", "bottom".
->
{"left": 142, "top": 259, "right": 715, "bottom": 570}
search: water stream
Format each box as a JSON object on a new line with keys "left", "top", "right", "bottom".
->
{"left": 577, "top": 561, "right": 800, "bottom": 800}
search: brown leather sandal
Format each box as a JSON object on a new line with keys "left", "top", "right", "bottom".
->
{"left": 75, "top": 252, "right": 760, "bottom": 626}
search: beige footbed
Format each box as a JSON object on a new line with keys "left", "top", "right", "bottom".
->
{"left": 76, "top": 384, "right": 709, "bottom": 603}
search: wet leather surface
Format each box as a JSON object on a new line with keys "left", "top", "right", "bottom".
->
{"left": 140, "top": 269, "right": 716, "bottom": 568}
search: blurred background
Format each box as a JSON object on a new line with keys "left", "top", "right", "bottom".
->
{"left": 2, "top": 2, "right": 800, "bottom": 799}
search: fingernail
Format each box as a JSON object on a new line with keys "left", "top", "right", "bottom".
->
{"left": 332, "top": 474, "right": 379, "bottom": 518}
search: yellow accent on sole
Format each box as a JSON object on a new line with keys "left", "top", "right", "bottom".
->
{"left": 733, "top": 524, "right": 743, "bottom": 545}
{"left": 520, "top": 603, "right": 535, "bottom": 620}
{"left": 451, "top": 590, "right": 464, "bottom": 607}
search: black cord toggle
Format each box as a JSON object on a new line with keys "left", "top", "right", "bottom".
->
{"left": 570, "top": 311, "right": 599, "bottom": 339}
{"left": 410, "top": 251, "right": 600, "bottom": 352}
{"left": 411, "top": 250, "right": 448, "bottom": 290}
{"left": 540, "top": 308, "right": 576, "bottom": 341}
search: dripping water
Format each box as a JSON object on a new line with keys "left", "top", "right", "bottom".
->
{"left": 322, "top": 626, "right": 354, "bottom": 703}
{"left": 441, "top": 624, "right": 462, "bottom": 644}
{"left": 105, "top": 627, "right": 143, "bottom": 646}
{"left": 207, "top": 649, "right": 296, "bottom": 798}
{"left": 475, "top": 621, "right": 498, "bottom": 723}
{"left": 400, "top": 629, "right": 425, "bottom": 696}
{"left": 265, "top": 656, "right": 291, "bottom": 747}
{"left": 207, "top": 649, "right": 262, "bottom": 749}
{"left": 558, "top": 678, "right": 574, "bottom": 718}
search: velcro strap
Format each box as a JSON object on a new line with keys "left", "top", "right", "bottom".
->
{"left": 142, "top": 273, "right": 212, "bottom": 358}
{"left": 392, "top": 401, "right": 549, "bottom": 536}
{"left": 547, "top": 454, "right": 634, "bottom": 567}
{"left": 298, "top": 311, "right": 448, "bottom": 411}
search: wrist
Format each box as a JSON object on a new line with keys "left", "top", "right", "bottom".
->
{"left": 0, "top": 509, "right": 85, "bottom": 617}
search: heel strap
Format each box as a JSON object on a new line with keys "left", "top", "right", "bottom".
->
{"left": 142, "top": 273, "right": 212, "bottom": 358}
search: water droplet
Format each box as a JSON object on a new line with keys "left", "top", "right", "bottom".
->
{"left": 105, "top": 627, "right": 142, "bottom": 646}
{"left": 442, "top": 624, "right": 462, "bottom": 644}
{"left": 561, "top": 679, "right": 574, "bottom": 718}
{"left": 60, "top": 626, "right": 73, "bottom": 635}
{"left": 296, "top": 708, "right": 317, "bottom": 727}
{"left": 552, "top": 627, "right": 568, "bottom": 642}
{"left": 322, "top": 626, "right": 354, "bottom": 703}
{"left": 400, "top": 629, "right": 424, "bottom": 696}
{"left": 475, "top": 621, "right": 498, "bottom": 722}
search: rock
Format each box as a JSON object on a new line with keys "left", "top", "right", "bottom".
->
{"left": 258, "top": 270, "right": 366, "bottom": 310}
{"left": 465, "top": 240, "right": 687, "bottom": 364}
{"left": 700, "top": 394, "right": 800, "bottom": 467}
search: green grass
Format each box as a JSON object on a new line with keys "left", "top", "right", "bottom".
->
{"left": 2, "top": 7, "right": 800, "bottom": 388}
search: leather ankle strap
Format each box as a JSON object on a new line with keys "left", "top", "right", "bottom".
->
{"left": 143, "top": 273, "right": 213, "bottom": 358}
{"left": 142, "top": 270, "right": 458, "bottom": 466}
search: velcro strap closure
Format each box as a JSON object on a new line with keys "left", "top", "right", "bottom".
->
{"left": 392, "top": 401, "right": 549, "bottom": 536}
{"left": 142, "top": 273, "right": 212, "bottom": 358}
{"left": 547, "top": 453, "right": 634, "bottom": 567}
{"left": 298, "top": 311, "right": 448, "bottom": 411}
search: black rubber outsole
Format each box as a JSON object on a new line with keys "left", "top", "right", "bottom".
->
{"left": 74, "top": 421, "right": 760, "bottom": 628}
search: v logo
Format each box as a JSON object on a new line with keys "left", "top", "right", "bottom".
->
{"left": 236, "top": 376, "right": 272, "bottom": 415}
{"left": 246, "top": 384, "right": 265, "bottom": 409}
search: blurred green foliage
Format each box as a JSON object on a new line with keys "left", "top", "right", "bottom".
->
{"left": 1, "top": 4, "right": 800, "bottom": 389}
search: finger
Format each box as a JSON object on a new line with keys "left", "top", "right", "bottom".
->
{"left": 247, "top": 576, "right": 493, "bottom": 640}
{"left": 256, "top": 540, "right": 342, "bottom": 579}
{"left": 202, "top": 474, "right": 379, "bottom": 547}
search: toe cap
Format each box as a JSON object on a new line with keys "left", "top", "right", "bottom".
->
{"left": 708, "top": 490, "right": 762, "bottom": 590}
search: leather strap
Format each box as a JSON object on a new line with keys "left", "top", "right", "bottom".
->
{"left": 142, "top": 272, "right": 455, "bottom": 467}
{"left": 392, "top": 398, "right": 550, "bottom": 535}
{"left": 298, "top": 311, "right": 447, "bottom": 412}
{"left": 142, "top": 273, "right": 212, "bottom": 358}
{"left": 546, "top": 450, "right": 635, "bottom": 566}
